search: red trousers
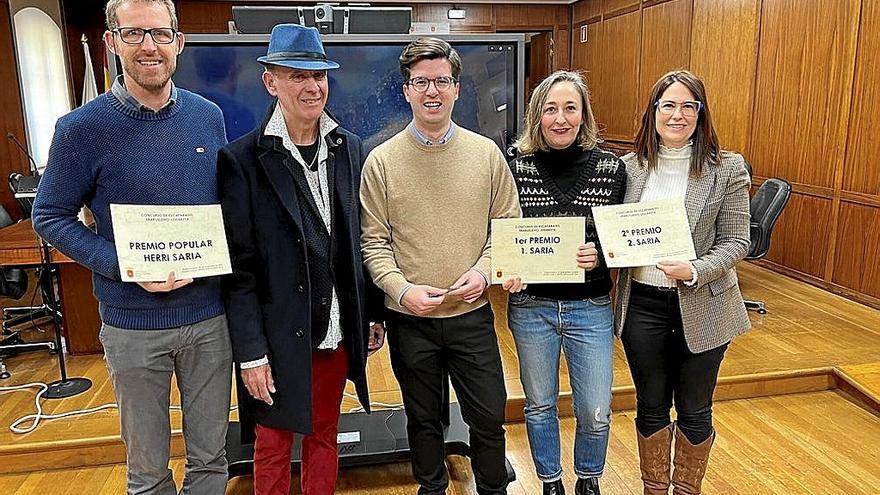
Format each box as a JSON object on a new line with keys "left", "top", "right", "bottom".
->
{"left": 253, "top": 345, "right": 349, "bottom": 495}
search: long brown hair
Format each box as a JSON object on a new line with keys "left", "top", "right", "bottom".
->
{"left": 633, "top": 70, "right": 720, "bottom": 176}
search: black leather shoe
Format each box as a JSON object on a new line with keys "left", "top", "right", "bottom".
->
{"left": 575, "top": 477, "right": 601, "bottom": 495}
{"left": 543, "top": 479, "right": 565, "bottom": 495}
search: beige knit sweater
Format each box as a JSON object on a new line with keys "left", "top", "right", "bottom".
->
{"left": 360, "top": 125, "right": 521, "bottom": 317}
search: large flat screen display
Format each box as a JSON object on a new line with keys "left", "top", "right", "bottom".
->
{"left": 113, "top": 34, "right": 525, "bottom": 154}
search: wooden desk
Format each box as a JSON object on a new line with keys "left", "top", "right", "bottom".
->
{"left": 0, "top": 220, "right": 102, "bottom": 355}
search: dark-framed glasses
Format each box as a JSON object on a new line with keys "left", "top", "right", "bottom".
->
{"left": 406, "top": 76, "right": 457, "bottom": 93}
{"left": 113, "top": 27, "right": 178, "bottom": 45}
{"left": 655, "top": 99, "right": 702, "bottom": 118}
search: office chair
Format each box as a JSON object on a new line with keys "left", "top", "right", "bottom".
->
{"left": 5, "top": 173, "right": 58, "bottom": 331}
{"left": 0, "top": 206, "right": 55, "bottom": 379}
{"left": 742, "top": 163, "right": 792, "bottom": 314}
{"left": 9, "top": 172, "right": 38, "bottom": 219}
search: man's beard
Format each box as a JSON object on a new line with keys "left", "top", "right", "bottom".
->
{"left": 123, "top": 56, "right": 176, "bottom": 91}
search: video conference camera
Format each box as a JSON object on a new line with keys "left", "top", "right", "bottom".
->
{"left": 232, "top": 4, "right": 412, "bottom": 35}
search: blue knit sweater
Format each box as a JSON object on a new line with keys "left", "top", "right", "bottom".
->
{"left": 32, "top": 89, "right": 227, "bottom": 330}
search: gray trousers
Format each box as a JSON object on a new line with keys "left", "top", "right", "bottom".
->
{"left": 100, "top": 314, "right": 233, "bottom": 495}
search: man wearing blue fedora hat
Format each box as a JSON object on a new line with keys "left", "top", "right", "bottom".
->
{"left": 218, "top": 23, "right": 385, "bottom": 495}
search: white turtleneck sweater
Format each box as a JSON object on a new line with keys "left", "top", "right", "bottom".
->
{"left": 632, "top": 143, "right": 694, "bottom": 288}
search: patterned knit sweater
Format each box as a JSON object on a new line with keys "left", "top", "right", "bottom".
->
{"left": 32, "top": 89, "right": 227, "bottom": 330}
{"left": 509, "top": 144, "right": 627, "bottom": 300}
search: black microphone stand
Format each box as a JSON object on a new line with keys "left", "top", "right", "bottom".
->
{"left": 36, "top": 235, "right": 91, "bottom": 399}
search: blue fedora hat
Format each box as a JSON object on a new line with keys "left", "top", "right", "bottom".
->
{"left": 257, "top": 24, "right": 340, "bottom": 71}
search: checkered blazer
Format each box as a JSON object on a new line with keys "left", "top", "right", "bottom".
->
{"left": 614, "top": 151, "right": 752, "bottom": 353}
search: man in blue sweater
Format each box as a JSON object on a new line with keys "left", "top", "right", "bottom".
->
{"left": 32, "top": 1, "right": 232, "bottom": 493}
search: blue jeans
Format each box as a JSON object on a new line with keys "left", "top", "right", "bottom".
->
{"left": 507, "top": 292, "right": 614, "bottom": 481}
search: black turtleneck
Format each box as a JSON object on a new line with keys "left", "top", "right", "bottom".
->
{"left": 534, "top": 144, "right": 594, "bottom": 195}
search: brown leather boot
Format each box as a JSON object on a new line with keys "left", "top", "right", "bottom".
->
{"left": 636, "top": 423, "right": 673, "bottom": 495}
{"left": 671, "top": 427, "right": 715, "bottom": 495}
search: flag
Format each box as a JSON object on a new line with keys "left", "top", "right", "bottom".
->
{"left": 79, "top": 34, "right": 100, "bottom": 224}
{"left": 81, "top": 34, "right": 98, "bottom": 106}
{"left": 103, "top": 46, "right": 111, "bottom": 91}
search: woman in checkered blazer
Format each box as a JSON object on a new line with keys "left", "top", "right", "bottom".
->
{"left": 614, "top": 70, "right": 751, "bottom": 495}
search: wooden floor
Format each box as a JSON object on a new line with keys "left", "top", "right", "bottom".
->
{"left": 0, "top": 390, "right": 877, "bottom": 494}
{"left": 1, "top": 262, "right": 879, "bottom": 492}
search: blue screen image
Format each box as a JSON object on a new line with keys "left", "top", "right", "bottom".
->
{"left": 173, "top": 41, "right": 517, "bottom": 153}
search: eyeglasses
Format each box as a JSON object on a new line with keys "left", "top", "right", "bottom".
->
{"left": 655, "top": 100, "right": 702, "bottom": 118}
{"left": 406, "top": 76, "right": 457, "bottom": 93}
{"left": 113, "top": 27, "right": 178, "bottom": 45}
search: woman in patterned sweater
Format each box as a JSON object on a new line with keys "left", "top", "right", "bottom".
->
{"left": 502, "top": 71, "right": 626, "bottom": 495}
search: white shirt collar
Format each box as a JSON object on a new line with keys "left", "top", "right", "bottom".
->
{"left": 264, "top": 103, "right": 339, "bottom": 166}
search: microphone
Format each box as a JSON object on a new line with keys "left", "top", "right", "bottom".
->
{"left": 6, "top": 132, "right": 40, "bottom": 177}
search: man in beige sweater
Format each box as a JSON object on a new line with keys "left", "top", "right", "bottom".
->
{"left": 360, "top": 37, "right": 520, "bottom": 495}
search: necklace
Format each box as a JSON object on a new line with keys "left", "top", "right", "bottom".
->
{"left": 305, "top": 142, "right": 320, "bottom": 172}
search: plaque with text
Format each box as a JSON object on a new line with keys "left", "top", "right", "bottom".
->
{"left": 111, "top": 204, "right": 232, "bottom": 282}
{"left": 592, "top": 198, "right": 696, "bottom": 268}
{"left": 491, "top": 217, "right": 585, "bottom": 284}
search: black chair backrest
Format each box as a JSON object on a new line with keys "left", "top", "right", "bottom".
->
{"left": 0, "top": 205, "right": 28, "bottom": 300}
{"left": 0, "top": 204, "right": 13, "bottom": 229}
{"left": 8, "top": 173, "right": 38, "bottom": 219}
{"left": 746, "top": 178, "right": 792, "bottom": 261}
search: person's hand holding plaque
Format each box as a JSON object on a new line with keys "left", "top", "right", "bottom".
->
{"left": 501, "top": 277, "right": 527, "bottom": 293}
{"left": 656, "top": 260, "right": 694, "bottom": 281}
{"left": 577, "top": 242, "right": 599, "bottom": 271}
{"left": 136, "top": 270, "right": 193, "bottom": 293}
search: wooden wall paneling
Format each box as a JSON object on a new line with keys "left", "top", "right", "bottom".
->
{"left": 604, "top": 0, "right": 641, "bottom": 18}
{"left": 764, "top": 193, "right": 832, "bottom": 278}
{"left": 494, "top": 4, "right": 561, "bottom": 30}
{"left": 748, "top": 0, "right": 860, "bottom": 187}
{"left": 593, "top": 10, "right": 641, "bottom": 142}
{"left": 643, "top": 0, "right": 680, "bottom": 6}
{"left": 414, "top": 3, "right": 494, "bottom": 32}
{"left": 843, "top": 0, "right": 880, "bottom": 197}
{"left": 554, "top": 25, "right": 571, "bottom": 70}
{"left": 527, "top": 32, "right": 551, "bottom": 97}
{"left": 689, "top": 0, "right": 760, "bottom": 156}
{"left": 571, "top": 21, "right": 603, "bottom": 93}
{"left": 177, "top": 1, "right": 234, "bottom": 33}
{"left": 638, "top": 0, "right": 692, "bottom": 104}
{"left": 841, "top": 191, "right": 880, "bottom": 209}
{"left": 1, "top": 0, "right": 28, "bottom": 218}
{"left": 61, "top": 0, "right": 106, "bottom": 108}
{"left": 572, "top": 0, "right": 602, "bottom": 25}
{"left": 832, "top": 202, "right": 880, "bottom": 299}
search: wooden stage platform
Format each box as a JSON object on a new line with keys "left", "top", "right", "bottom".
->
{"left": 0, "top": 262, "right": 878, "bottom": 494}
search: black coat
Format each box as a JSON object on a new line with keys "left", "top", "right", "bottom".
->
{"left": 218, "top": 109, "right": 383, "bottom": 441}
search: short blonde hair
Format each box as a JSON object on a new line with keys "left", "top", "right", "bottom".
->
{"left": 105, "top": 0, "right": 178, "bottom": 31}
{"left": 514, "top": 70, "right": 600, "bottom": 155}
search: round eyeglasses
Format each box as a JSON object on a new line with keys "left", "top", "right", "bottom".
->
{"left": 113, "top": 27, "right": 178, "bottom": 45}
{"left": 655, "top": 100, "right": 702, "bottom": 118}
{"left": 406, "top": 76, "right": 457, "bottom": 93}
